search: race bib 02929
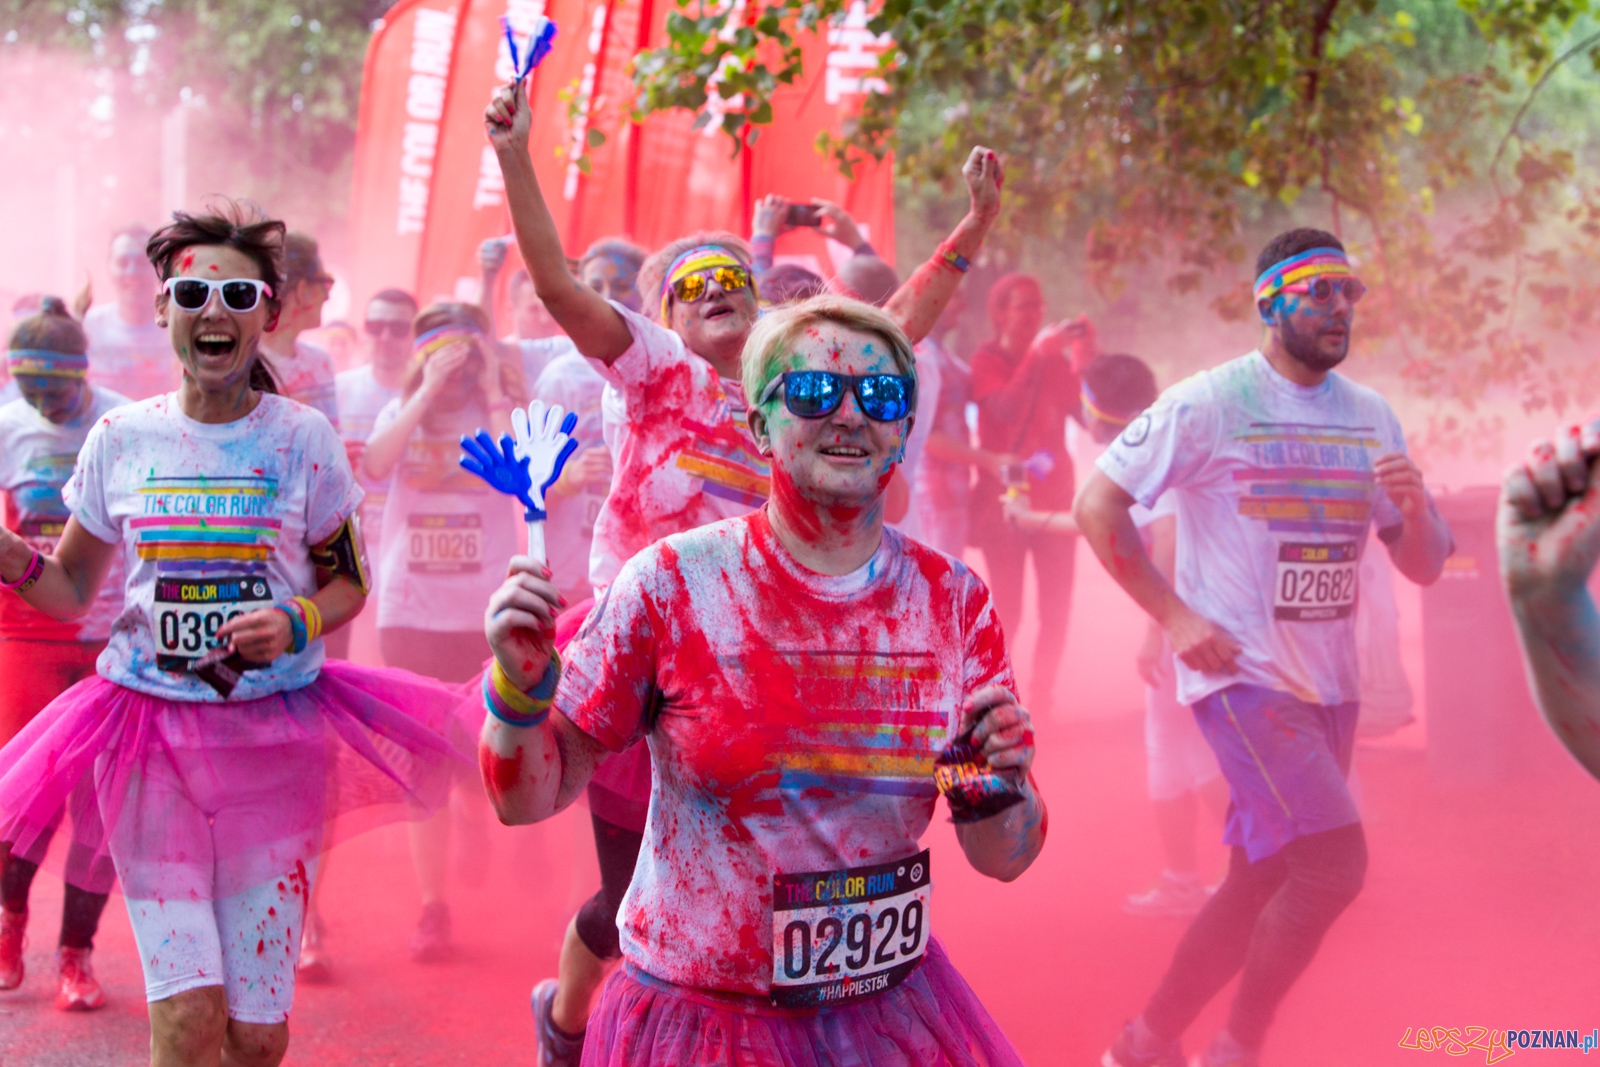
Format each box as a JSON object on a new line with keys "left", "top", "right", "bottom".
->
{"left": 154, "top": 575, "right": 273, "bottom": 671}
{"left": 770, "top": 849, "right": 931, "bottom": 1009}
{"left": 407, "top": 513, "right": 482, "bottom": 574}
{"left": 1274, "top": 541, "right": 1359, "bottom": 621}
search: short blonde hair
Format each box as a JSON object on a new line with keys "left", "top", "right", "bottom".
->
{"left": 741, "top": 295, "right": 917, "bottom": 415}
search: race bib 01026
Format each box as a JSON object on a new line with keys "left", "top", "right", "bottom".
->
{"left": 407, "top": 513, "right": 482, "bottom": 573}
{"left": 770, "top": 849, "right": 931, "bottom": 1009}
{"left": 154, "top": 575, "right": 273, "bottom": 671}
{"left": 1274, "top": 541, "right": 1359, "bottom": 621}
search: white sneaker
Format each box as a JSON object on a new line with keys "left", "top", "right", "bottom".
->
{"left": 1123, "top": 872, "right": 1212, "bottom": 918}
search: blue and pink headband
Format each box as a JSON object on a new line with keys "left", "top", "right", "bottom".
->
{"left": 1253, "top": 247, "right": 1353, "bottom": 303}
{"left": 7, "top": 348, "right": 88, "bottom": 379}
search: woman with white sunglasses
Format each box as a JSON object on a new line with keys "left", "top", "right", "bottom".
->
{"left": 0, "top": 202, "right": 471, "bottom": 1067}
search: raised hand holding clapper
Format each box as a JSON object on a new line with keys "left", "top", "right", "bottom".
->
{"left": 459, "top": 400, "right": 579, "bottom": 566}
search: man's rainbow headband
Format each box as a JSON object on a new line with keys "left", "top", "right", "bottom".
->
{"left": 1253, "top": 247, "right": 1353, "bottom": 303}
{"left": 1080, "top": 380, "right": 1132, "bottom": 428}
{"left": 413, "top": 324, "right": 482, "bottom": 363}
{"left": 7, "top": 348, "right": 88, "bottom": 379}
{"left": 659, "top": 246, "right": 746, "bottom": 320}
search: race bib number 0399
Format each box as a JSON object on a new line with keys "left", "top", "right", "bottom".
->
{"left": 770, "top": 849, "right": 930, "bottom": 1008}
{"left": 154, "top": 576, "right": 272, "bottom": 670}
{"left": 407, "top": 514, "right": 482, "bottom": 574}
{"left": 1275, "top": 541, "right": 1359, "bottom": 621}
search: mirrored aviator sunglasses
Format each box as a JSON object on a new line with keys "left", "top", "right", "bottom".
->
{"left": 1288, "top": 276, "right": 1366, "bottom": 304}
{"left": 165, "top": 277, "right": 273, "bottom": 313}
{"left": 765, "top": 370, "right": 915, "bottom": 422}
{"left": 671, "top": 265, "right": 750, "bottom": 305}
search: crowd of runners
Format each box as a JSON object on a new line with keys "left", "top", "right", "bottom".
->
{"left": 0, "top": 60, "right": 1596, "bottom": 1067}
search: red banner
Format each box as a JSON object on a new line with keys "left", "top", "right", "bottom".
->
{"left": 347, "top": 0, "right": 465, "bottom": 317}
{"left": 349, "top": 0, "right": 897, "bottom": 318}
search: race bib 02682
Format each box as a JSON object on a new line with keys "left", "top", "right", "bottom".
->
{"left": 154, "top": 575, "right": 273, "bottom": 671}
{"left": 770, "top": 849, "right": 931, "bottom": 1009}
{"left": 1274, "top": 541, "right": 1359, "bottom": 621}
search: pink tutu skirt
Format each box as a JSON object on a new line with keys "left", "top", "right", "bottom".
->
{"left": 583, "top": 938, "right": 1025, "bottom": 1067}
{"left": 0, "top": 661, "right": 475, "bottom": 900}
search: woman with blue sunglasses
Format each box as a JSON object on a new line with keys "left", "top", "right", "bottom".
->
{"left": 479, "top": 296, "right": 1045, "bottom": 1066}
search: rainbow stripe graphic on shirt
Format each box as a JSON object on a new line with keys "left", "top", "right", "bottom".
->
{"left": 133, "top": 476, "right": 281, "bottom": 575}
{"left": 755, "top": 650, "right": 947, "bottom": 799}
{"left": 1232, "top": 422, "right": 1381, "bottom": 538}
{"left": 675, "top": 417, "right": 771, "bottom": 509}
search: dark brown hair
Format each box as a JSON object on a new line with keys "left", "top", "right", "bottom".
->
{"left": 147, "top": 199, "right": 287, "bottom": 395}
{"left": 8, "top": 295, "right": 87, "bottom": 355}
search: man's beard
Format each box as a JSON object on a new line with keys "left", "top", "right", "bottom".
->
{"left": 1281, "top": 315, "right": 1350, "bottom": 374}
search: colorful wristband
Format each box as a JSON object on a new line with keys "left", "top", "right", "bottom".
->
{"left": 0, "top": 549, "right": 43, "bottom": 593}
{"left": 935, "top": 245, "right": 971, "bottom": 273}
{"left": 290, "top": 596, "right": 323, "bottom": 642}
{"left": 484, "top": 652, "right": 561, "bottom": 727}
{"left": 275, "top": 604, "right": 309, "bottom": 655}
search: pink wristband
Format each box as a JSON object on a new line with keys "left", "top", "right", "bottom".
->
{"left": 0, "top": 549, "right": 43, "bottom": 592}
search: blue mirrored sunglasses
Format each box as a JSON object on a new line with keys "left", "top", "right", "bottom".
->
{"left": 759, "top": 370, "right": 916, "bottom": 422}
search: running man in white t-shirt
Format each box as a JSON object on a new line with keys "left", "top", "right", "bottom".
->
{"left": 483, "top": 74, "right": 1004, "bottom": 1063}
{"left": 1079, "top": 229, "right": 1453, "bottom": 1067}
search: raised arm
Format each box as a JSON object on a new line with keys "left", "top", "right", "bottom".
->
{"left": 884, "top": 148, "right": 1003, "bottom": 345}
{"left": 479, "top": 556, "right": 608, "bottom": 823}
{"left": 1075, "top": 469, "right": 1240, "bottom": 674}
{"left": 1499, "top": 423, "right": 1600, "bottom": 781}
{"left": 485, "top": 81, "right": 633, "bottom": 364}
{"left": 0, "top": 519, "right": 118, "bottom": 621}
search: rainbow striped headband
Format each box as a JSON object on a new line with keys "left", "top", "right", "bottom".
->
{"left": 1080, "top": 380, "right": 1132, "bottom": 428}
{"left": 660, "top": 245, "right": 744, "bottom": 320}
{"left": 412, "top": 325, "right": 482, "bottom": 363}
{"left": 1253, "top": 247, "right": 1353, "bottom": 303}
{"left": 7, "top": 348, "right": 88, "bottom": 379}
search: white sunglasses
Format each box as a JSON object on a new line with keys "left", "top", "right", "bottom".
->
{"left": 163, "top": 277, "right": 275, "bottom": 313}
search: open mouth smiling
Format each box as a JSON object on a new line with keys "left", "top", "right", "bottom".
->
{"left": 194, "top": 332, "right": 238, "bottom": 357}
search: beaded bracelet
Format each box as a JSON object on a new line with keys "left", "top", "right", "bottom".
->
{"left": 484, "top": 652, "right": 562, "bottom": 727}
{"left": 935, "top": 244, "right": 971, "bottom": 273}
{"left": 0, "top": 549, "right": 44, "bottom": 593}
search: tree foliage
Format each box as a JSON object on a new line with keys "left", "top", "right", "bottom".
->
{"left": 634, "top": 0, "right": 1600, "bottom": 412}
{"left": 1, "top": 1, "right": 386, "bottom": 177}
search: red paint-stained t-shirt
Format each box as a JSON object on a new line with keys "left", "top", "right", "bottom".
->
{"left": 586, "top": 303, "right": 770, "bottom": 593}
{"left": 556, "top": 509, "right": 1015, "bottom": 994}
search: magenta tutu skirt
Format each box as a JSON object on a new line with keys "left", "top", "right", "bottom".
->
{"left": 0, "top": 660, "right": 475, "bottom": 901}
{"left": 583, "top": 938, "right": 1026, "bottom": 1067}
